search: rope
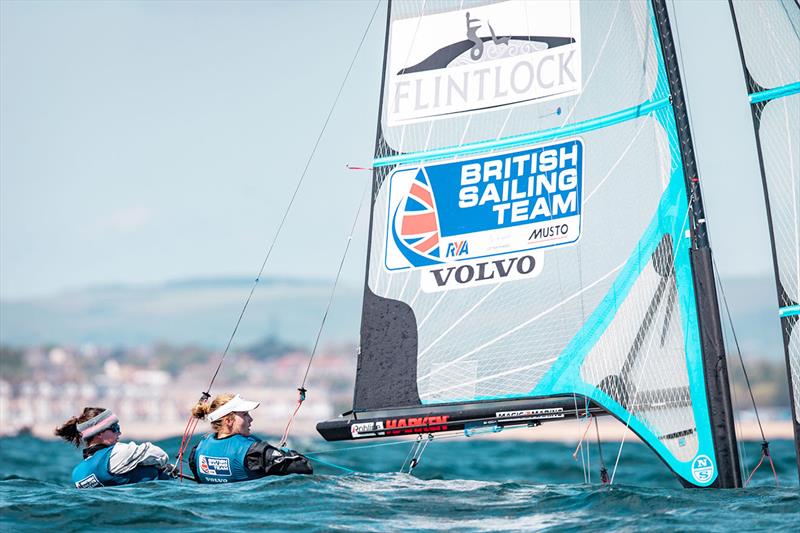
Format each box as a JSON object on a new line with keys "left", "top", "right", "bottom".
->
{"left": 305, "top": 455, "right": 358, "bottom": 474}
{"left": 203, "top": 0, "right": 382, "bottom": 397}
{"left": 571, "top": 414, "right": 593, "bottom": 460}
{"left": 594, "top": 416, "right": 610, "bottom": 484}
{"left": 277, "top": 181, "right": 370, "bottom": 448}
{"left": 711, "top": 257, "right": 768, "bottom": 442}
{"left": 743, "top": 441, "right": 780, "bottom": 487}
{"left": 400, "top": 435, "right": 423, "bottom": 473}
{"left": 572, "top": 394, "right": 588, "bottom": 483}
{"left": 173, "top": 0, "right": 382, "bottom": 464}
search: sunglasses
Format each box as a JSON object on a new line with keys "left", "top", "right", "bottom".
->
{"left": 108, "top": 422, "right": 121, "bottom": 434}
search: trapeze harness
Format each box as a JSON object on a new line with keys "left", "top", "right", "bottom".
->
{"left": 189, "top": 434, "right": 312, "bottom": 483}
{"left": 72, "top": 443, "right": 172, "bottom": 489}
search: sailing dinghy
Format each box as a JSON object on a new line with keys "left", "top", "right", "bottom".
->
{"left": 317, "top": 0, "right": 744, "bottom": 488}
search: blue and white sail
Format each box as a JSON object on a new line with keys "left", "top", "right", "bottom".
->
{"left": 319, "top": 0, "right": 741, "bottom": 488}
{"left": 729, "top": 0, "right": 800, "bottom": 479}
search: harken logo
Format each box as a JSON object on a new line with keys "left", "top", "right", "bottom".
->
{"left": 691, "top": 454, "right": 715, "bottom": 484}
{"left": 387, "top": 0, "right": 582, "bottom": 125}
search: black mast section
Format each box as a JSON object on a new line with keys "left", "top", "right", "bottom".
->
{"left": 651, "top": 0, "right": 742, "bottom": 488}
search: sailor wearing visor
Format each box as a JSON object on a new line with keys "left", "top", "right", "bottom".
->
{"left": 189, "top": 393, "right": 312, "bottom": 483}
{"left": 55, "top": 407, "right": 174, "bottom": 488}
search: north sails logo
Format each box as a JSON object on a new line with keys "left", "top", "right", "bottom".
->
{"left": 691, "top": 454, "right": 715, "bottom": 484}
{"left": 387, "top": 0, "right": 582, "bottom": 125}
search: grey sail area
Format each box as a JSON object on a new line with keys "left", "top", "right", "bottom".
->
{"left": 729, "top": 0, "right": 800, "bottom": 478}
{"left": 320, "top": 0, "right": 742, "bottom": 488}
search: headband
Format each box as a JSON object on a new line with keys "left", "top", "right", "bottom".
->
{"left": 76, "top": 409, "right": 119, "bottom": 440}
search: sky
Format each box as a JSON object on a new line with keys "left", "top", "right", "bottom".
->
{"left": 0, "top": 0, "right": 775, "bottom": 300}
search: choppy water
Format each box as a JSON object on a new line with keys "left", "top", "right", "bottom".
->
{"left": 1, "top": 434, "right": 797, "bottom": 531}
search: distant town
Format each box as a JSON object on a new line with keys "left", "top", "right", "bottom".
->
{"left": 0, "top": 334, "right": 792, "bottom": 441}
{"left": 0, "top": 336, "right": 357, "bottom": 440}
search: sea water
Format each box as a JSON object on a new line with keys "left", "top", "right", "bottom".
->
{"left": 1, "top": 435, "right": 797, "bottom": 531}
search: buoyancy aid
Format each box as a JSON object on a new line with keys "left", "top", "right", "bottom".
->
{"left": 71, "top": 444, "right": 169, "bottom": 489}
{"left": 189, "top": 434, "right": 264, "bottom": 483}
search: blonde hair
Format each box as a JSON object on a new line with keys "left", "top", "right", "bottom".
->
{"left": 191, "top": 393, "right": 235, "bottom": 432}
{"left": 54, "top": 407, "right": 106, "bottom": 447}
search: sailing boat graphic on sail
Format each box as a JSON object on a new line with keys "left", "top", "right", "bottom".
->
{"left": 317, "top": 0, "right": 747, "bottom": 488}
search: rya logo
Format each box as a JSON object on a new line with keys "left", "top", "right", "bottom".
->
{"left": 445, "top": 240, "right": 469, "bottom": 257}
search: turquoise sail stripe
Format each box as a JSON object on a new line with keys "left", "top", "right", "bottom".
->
{"left": 749, "top": 81, "right": 800, "bottom": 104}
{"left": 779, "top": 305, "right": 800, "bottom": 318}
{"left": 372, "top": 97, "right": 671, "bottom": 168}
{"left": 419, "top": 5, "right": 717, "bottom": 486}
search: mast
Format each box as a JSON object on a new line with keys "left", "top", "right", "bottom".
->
{"left": 650, "top": 0, "right": 741, "bottom": 489}
{"left": 727, "top": 0, "right": 800, "bottom": 481}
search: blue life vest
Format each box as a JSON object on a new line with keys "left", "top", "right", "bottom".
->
{"left": 71, "top": 445, "right": 167, "bottom": 489}
{"left": 191, "top": 434, "right": 264, "bottom": 484}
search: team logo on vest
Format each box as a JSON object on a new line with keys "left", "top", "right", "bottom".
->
{"left": 75, "top": 474, "right": 102, "bottom": 489}
{"left": 199, "top": 455, "right": 232, "bottom": 477}
{"left": 691, "top": 454, "right": 715, "bottom": 484}
{"left": 386, "top": 0, "right": 582, "bottom": 125}
{"left": 385, "top": 139, "right": 582, "bottom": 291}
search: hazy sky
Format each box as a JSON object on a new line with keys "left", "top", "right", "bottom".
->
{"left": 0, "top": 0, "right": 775, "bottom": 299}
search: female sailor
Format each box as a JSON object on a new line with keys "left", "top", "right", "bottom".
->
{"left": 55, "top": 407, "right": 174, "bottom": 488}
{"left": 189, "top": 393, "right": 312, "bottom": 483}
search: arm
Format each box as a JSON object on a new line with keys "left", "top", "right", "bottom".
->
{"left": 108, "top": 441, "right": 169, "bottom": 475}
{"left": 245, "top": 441, "right": 313, "bottom": 476}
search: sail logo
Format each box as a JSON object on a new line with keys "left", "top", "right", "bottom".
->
{"left": 421, "top": 253, "right": 543, "bottom": 293}
{"left": 691, "top": 454, "right": 715, "bottom": 484}
{"left": 385, "top": 138, "right": 582, "bottom": 291}
{"left": 386, "top": 0, "right": 581, "bottom": 126}
{"left": 351, "top": 421, "right": 385, "bottom": 439}
{"left": 198, "top": 455, "right": 231, "bottom": 477}
{"left": 445, "top": 240, "right": 469, "bottom": 258}
{"left": 384, "top": 415, "right": 450, "bottom": 435}
{"left": 495, "top": 407, "right": 564, "bottom": 420}
{"left": 391, "top": 168, "right": 442, "bottom": 266}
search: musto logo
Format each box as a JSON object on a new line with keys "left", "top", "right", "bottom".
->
{"left": 385, "top": 139, "right": 583, "bottom": 292}
{"left": 386, "top": 0, "right": 581, "bottom": 125}
{"left": 691, "top": 454, "right": 715, "bottom": 484}
{"left": 198, "top": 455, "right": 232, "bottom": 477}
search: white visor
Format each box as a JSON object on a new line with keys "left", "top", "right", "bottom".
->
{"left": 207, "top": 394, "right": 260, "bottom": 422}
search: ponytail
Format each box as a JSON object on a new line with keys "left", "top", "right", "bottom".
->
{"left": 54, "top": 407, "right": 105, "bottom": 447}
{"left": 192, "top": 393, "right": 235, "bottom": 431}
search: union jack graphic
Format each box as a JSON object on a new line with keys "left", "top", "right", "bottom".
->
{"left": 396, "top": 169, "right": 440, "bottom": 261}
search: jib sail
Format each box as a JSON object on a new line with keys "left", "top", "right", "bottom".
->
{"left": 729, "top": 0, "right": 800, "bottom": 479}
{"left": 319, "top": 0, "right": 741, "bottom": 488}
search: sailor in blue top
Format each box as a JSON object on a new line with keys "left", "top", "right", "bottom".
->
{"left": 188, "top": 393, "right": 312, "bottom": 483}
{"left": 55, "top": 407, "right": 175, "bottom": 489}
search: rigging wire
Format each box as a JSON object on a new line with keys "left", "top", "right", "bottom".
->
{"left": 594, "top": 416, "right": 610, "bottom": 484}
{"left": 572, "top": 394, "right": 589, "bottom": 484}
{"left": 712, "top": 256, "right": 778, "bottom": 486}
{"left": 203, "top": 0, "right": 382, "bottom": 397}
{"left": 278, "top": 181, "right": 371, "bottom": 448}
{"left": 672, "top": 5, "right": 778, "bottom": 488}
{"left": 173, "top": 0, "right": 383, "bottom": 473}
